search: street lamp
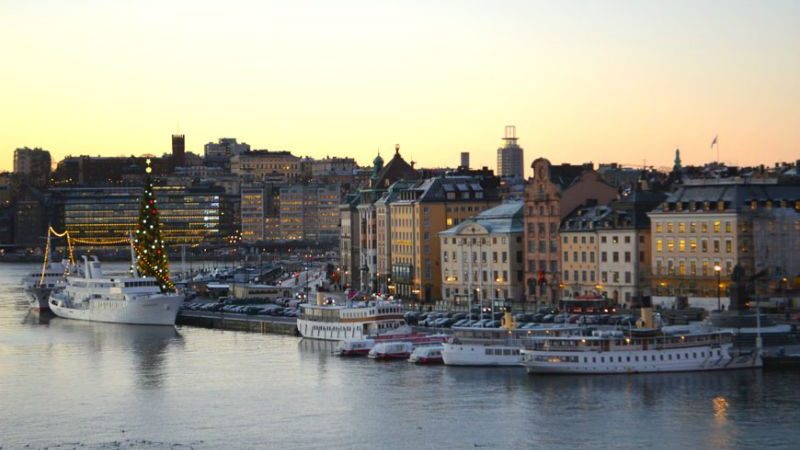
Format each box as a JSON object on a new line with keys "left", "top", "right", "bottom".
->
{"left": 714, "top": 264, "right": 722, "bottom": 311}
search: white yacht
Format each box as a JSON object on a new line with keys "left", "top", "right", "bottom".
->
{"left": 22, "top": 259, "right": 71, "bottom": 311}
{"left": 297, "top": 297, "right": 408, "bottom": 341}
{"left": 49, "top": 256, "right": 183, "bottom": 326}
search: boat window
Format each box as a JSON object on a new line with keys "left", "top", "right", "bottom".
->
{"left": 592, "top": 357, "right": 596, "bottom": 363}
{"left": 685, "top": 353, "right": 689, "bottom": 359}
{"left": 600, "top": 357, "right": 605, "bottom": 363}
{"left": 693, "top": 352, "right": 697, "bottom": 359}
{"left": 485, "top": 349, "right": 492, "bottom": 355}
{"left": 676, "top": 354, "right": 680, "bottom": 360}
{"left": 660, "top": 355, "right": 664, "bottom": 360}
{"left": 583, "top": 357, "right": 588, "bottom": 363}
{"left": 668, "top": 354, "right": 672, "bottom": 360}
{"left": 635, "top": 356, "right": 639, "bottom": 362}
{"left": 718, "top": 350, "right": 721, "bottom": 356}
{"left": 626, "top": 356, "right": 630, "bottom": 362}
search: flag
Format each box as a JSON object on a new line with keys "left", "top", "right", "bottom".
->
{"left": 710, "top": 135, "right": 718, "bottom": 148}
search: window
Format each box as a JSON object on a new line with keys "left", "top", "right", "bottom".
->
{"left": 656, "top": 240, "right": 663, "bottom": 252}
{"left": 563, "top": 251, "right": 568, "bottom": 262}
{"left": 679, "top": 240, "right": 685, "bottom": 252}
{"left": 624, "top": 252, "right": 631, "bottom": 263}
{"left": 713, "top": 240, "right": 720, "bottom": 253}
{"left": 690, "top": 222, "right": 696, "bottom": 233}
{"left": 601, "top": 252, "right": 607, "bottom": 262}
{"left": 564, "top": 271, "right": 569, "bottom": 281}
{"left": 624, "top": 236, "right": 631, "bottom": 243}
{"left": 701, "top": 222, "right": 708, "bottom": 233}
{"left": 713, "top": 221, "right": 721, "bottom": 232}
{"left": 725, "top": 240, "right": 732, "bottom": 253}
{"left": 667, "top": 240, "right": 674, "bottom": 252}
{"left": 701, "top": 239, "right": 708, "bottom": 252}
{"left": 656, "top": 223, "right": 662, "bottom": 233}
{"left": 690, "top": 239, "right": 697, "bottom": 252}
{"left": 678, "top": 223, "right": 686, "bottom": 233}
{"left": 612, "top": 252, "right": 619, "bottom": 262}
{"left": 725, "top": 222, "right": 732, "bottom": 233}
{"left": 667, "top": 223, "right": 674, "bottom": 233}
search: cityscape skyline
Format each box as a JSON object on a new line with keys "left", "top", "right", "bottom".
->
{"left": 2, "top": 1, "right": 799, "bottom": 173}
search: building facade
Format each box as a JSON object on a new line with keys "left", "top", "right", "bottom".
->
{"left": 439, "top": 202, "right": 525, "bottom": 306}
{"left": 279, "top": 184, "right": 340, "bottom": 242}
{"left": 523, "top": 158, "right": 618, "bottom": 305}
{"left": 390, "top": 175, "right": 502, "bottom": 303}
{"left": 52, "top": 184, "right": 224, "bottom": 245}
{"left": 231, "top": 150, "right": 303, "bottom": 183}
{"left": 649, "top": 179, "right": 800, "bottom": 301}
{"left": 14, "top": 147, "right": 51, "bottom": 187}
{"left": 240, "top": 182, "right": 280, "bottom": 243}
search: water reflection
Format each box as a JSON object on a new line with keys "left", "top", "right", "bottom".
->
{"left": 47, "top": 319, "right": 183, "bottom": 389}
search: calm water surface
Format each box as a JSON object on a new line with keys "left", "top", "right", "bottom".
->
{"left": 1, "top": 263, "right": 797, "bottom": 449}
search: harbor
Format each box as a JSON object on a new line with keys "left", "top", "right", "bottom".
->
{"left": 3, "top": 261, "right": 800, "bottom": 449}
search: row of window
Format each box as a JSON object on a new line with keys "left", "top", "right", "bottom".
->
{"left": 656, "top": 238, "right": 733, "bottom": 254}
{"left": 655, "top": 220, "right": 731, "bottom": 234}
{"left": 655, "top": 258, "right": 733, "bottom": 276}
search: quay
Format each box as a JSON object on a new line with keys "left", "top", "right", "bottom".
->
{"left": 177, "top": 310, "right": 300, "bottom": 336}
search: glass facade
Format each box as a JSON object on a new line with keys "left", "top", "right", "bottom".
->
{"left": 54, "top": 185, "right": 223, "bottom": 245}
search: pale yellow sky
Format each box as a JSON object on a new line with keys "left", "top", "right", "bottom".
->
{"left": 1, "top": 0, "right": 798, "bottom": 174}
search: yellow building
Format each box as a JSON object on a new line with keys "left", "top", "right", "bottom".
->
{"left": 389, "top": 175, "right": 501, "bottom": 303}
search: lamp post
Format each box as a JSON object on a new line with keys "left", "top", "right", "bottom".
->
{"left": 714, "top": 264, "right": 722, "bottom": 311}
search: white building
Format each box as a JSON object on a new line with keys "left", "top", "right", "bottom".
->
{"left": 439, "top": 202, "right": 525, "bottom": 305}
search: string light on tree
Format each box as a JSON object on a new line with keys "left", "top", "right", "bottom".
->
{"left": 134, "top": 158, "right": 175, "bottom": 292}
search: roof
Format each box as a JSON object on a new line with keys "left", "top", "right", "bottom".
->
{"left": 650, "top": 182, "right": 800, "bottom": 215}
{"left": 440, "top": 201, "right": 523, "bottom": 236}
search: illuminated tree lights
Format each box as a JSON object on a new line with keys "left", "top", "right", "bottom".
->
{"left": 135, "top": 168, "right": 174, "bottom": 292}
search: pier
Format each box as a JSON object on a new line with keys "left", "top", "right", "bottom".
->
{"left": 177, "top": 310, "right": 300, "bottom": 336}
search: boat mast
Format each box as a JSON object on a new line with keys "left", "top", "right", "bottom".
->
{"left": 129, "top": 231, "right": 139, "bottom": 277}
{"left": 38, "top": 228, "right": 52, "bottom": 286}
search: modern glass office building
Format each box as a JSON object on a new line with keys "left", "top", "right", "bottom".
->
{"left": 53, "top": 185, "right": 223, "bottom": 245}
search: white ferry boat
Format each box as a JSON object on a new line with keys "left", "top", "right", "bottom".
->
{"left": 520, "top": 328, "right": 761, "bottom": 375}
{"left": 442, "top": 325, "right": 581, "bottom": 366}
{"left": 408, "top": 344, "right": 444, "bottom": 364}
{"left": 22, "top": 259, "right": 71, "bottom": 311}
{"left": 442, "top": 309, "right": 581, "bottom": 366}
{"left": 297, "top": 298, "right": 408, "bottom": 341}
{"left": 49, "top": 256, "right": 183, "bottom": 326}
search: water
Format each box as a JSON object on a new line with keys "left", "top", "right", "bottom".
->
{"left": 1, "top": 263, "right": 797, "bottom": 449}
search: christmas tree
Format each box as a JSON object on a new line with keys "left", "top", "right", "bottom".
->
{"left": 133, "top": 159, "right": 174, "bottom": 292}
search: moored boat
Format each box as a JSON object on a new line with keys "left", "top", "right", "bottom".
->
{"left": 297, "top": 296, "right": 408, "bottom": 341}
{"left": 49, "top": 256, "right": 183, "bottom": 326}
{"left": 22, "top": 259, "right": 71, "bottom": 312}
{"left": 369, "top": 341, "right": 415, "bottom": 360}
{"left": 520, "top": 304, "right": 762, "bottom": 375}
{"left": 408, "top": 344, "right": 444, "bottom": 364}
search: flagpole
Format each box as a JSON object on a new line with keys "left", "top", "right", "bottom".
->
{"left": 716, "top": 135, "right": 719, "bottom": 164}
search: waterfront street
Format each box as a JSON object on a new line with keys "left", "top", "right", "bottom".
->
{"left": 2, "top": 263, "right": 800, "bottom": 450}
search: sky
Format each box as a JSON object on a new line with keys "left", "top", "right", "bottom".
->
{"left": 1, "top": 0, "right": 798, "bottom": 174}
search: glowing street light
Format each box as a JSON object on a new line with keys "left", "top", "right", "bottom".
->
{"left": 714, "top": 264, "right": 722, "bottom": 311}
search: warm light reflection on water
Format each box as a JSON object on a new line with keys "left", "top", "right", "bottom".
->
{"left": 1, "top": 262, "right": 799, "bottom": 449}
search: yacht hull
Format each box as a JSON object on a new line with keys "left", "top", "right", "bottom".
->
{"left": 49, "top": 294, "right": 183, "bottom": 326}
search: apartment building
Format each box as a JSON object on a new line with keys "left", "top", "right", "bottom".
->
{"left": 439, "top": 201, "right": 525, "bottom": 305}
{"left": 390, "top": 175, "right": 501, "bottom": 303}
{"left": 231, "top": 150, "right": 303, "bottom": 183}
{"left": 523, "top": 158, "right": 618, "bottom": 304}
{"left": 648, "top": 179, "right": 800, "bottom": 300}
